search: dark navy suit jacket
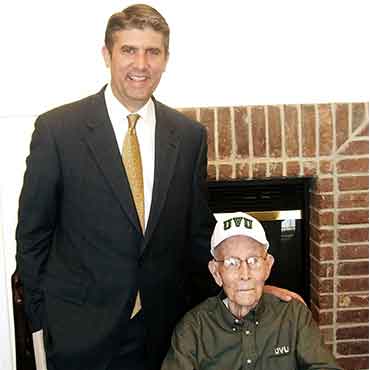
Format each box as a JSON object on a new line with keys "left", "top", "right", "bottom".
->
{"left": 16, "top": 87, "right": 214, "bottom": 370}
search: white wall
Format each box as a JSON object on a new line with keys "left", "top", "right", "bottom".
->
{"left": 0, "top": 117, "right": 35, "bottom": 370}
{"left": 1, "top": 0, "right": 369, "bottom": 118}
{"left": 0, "top": 1, "right": 369, "bottom": 368}
{"left": 0, "top": 206, "right": 14, "bottom": 370}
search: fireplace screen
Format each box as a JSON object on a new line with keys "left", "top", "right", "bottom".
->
{"left": 208, "top": 177, "right": 313, "bottom": 303}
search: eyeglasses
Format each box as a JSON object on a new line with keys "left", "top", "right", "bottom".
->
{"left": 214, "top": 253, "right": 268, "bottom": 271}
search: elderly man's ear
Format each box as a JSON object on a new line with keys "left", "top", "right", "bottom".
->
{"left": 208, "top": 260, "right": 223, "bottom": 287}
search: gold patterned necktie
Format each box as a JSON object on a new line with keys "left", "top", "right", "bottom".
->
{"left": 123, "top": 113, "right": 145, "bottom": 231}
{"left": 123, "top": 113, "right": 144, "bottom": 318}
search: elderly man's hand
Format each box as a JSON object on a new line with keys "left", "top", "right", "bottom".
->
{"left": 264, "top": 285, "right": 306, "bottom": 305}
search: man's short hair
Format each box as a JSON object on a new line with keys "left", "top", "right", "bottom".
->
{"left": 104, "top": 4, "right": 170, "bottom": 55}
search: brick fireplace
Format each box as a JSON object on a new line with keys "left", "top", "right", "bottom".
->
{"left": 179, "top": 102, "right": 369, "bottom": 370}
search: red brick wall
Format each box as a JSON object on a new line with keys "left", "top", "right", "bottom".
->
{"left": 180, "top": 102, "right": 369, "bottom": 370}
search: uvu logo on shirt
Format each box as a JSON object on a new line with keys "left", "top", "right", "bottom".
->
{"left": 274, "top": 345, "right": 290, "bottom": 355}
{"left": 223, "top": 217, "right": 253, "bottom": 230}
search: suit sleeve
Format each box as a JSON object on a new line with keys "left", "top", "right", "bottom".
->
{"left": 186, "top": 127, "right": 218, "bottom": 308}
{"left": 296, "top": 304, "right": 343, "bottom": 370}
{"left": 16, "top": 115, "right": 61, "bottom": 331}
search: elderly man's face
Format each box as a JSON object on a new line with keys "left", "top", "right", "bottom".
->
{"left": 209, "top": 235, "right": 274, "bottom": 313}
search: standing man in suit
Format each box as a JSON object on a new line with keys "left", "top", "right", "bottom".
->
{"left": 16, "top": 4, "right": 299, "bottom": 370}
{"left": 16, "top": 4, "right": 213, "bottom": 370}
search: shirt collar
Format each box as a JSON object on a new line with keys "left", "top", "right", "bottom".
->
{"left": 105, "top": 83, "right": 155, "bottom": 125}
{"left": 218, "top": 291, "right": 267, "bottom": 329}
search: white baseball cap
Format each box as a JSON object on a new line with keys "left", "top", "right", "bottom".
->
{"left": 210, "top": 212, "right": 269, "bottom": 256}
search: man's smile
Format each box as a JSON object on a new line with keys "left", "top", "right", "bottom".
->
{"left": 127, "top": 73, "right": 150, "bottom": 81}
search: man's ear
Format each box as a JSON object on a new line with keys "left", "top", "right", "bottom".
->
{"left": 208, "top": 260, "right": 223, "bottom": 287}
{"left": 264, "top": 254, "right": 274, "bottom": 282}
{"left": 102, "top": 46, "right": 111, "bottom": 68}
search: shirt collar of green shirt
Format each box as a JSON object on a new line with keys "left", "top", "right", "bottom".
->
{"left": 217, "top": 290, "right": 267, "bottom": 330}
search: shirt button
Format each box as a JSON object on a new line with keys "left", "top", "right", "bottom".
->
{"left": 247, "top": 359, "right": 252, "bottom": 364}
{"left": 245, "top": 330, "right": 250, "bottom": 335}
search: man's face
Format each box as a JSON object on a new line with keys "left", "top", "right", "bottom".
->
{"left": 209, "top": 235, "right": 274, "bottom": 311}
{"left": 102, "top": 28, "right": 168, "bottom": 112}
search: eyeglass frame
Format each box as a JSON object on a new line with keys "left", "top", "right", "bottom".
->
{"left": 213, "top": 251, "right": 269, "bottom": 271}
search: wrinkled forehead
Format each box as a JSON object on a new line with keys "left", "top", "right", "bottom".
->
{"left": 215, "top": 235, "right": 266, "bottom": 257}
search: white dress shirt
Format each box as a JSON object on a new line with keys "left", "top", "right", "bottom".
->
{"left": 104, "top": 84, "right": 156, "bottom": 231}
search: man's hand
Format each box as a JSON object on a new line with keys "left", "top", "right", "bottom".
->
{"left": 264, "top": 285, "right": 306, "bottom": 305}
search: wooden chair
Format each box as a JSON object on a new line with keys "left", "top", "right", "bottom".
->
{"left": 11, "top": 270, "right": 36, "bottom": 370}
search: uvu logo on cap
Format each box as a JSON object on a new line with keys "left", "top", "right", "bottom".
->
{"left": 223, "top": 216, "right": 253, "bottom": 230}
{"left": 211, "top": 212, "right": 269, "bottom": 256}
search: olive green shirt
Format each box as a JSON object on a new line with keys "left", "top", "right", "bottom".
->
{"left": 161, "top": 293, "right": 341, "bottom": 370}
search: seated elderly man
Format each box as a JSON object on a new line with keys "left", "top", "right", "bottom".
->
{"left": 161, "top": 212, "right": 342, "bottom": 370}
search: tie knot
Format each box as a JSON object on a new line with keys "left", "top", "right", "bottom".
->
{"left": 127, "top": 114, "right": 140, "bottom": 129}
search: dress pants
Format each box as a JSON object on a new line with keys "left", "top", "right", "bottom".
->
{"left": 107, "top": 311, "right": 147, "bottom": 370}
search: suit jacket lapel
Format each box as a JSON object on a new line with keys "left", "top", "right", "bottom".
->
{"left": 82, "top": 90, "right": 142, "bottom": 233}
{"left": 144, "top": 102, "right": 180, "bottom": 245}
